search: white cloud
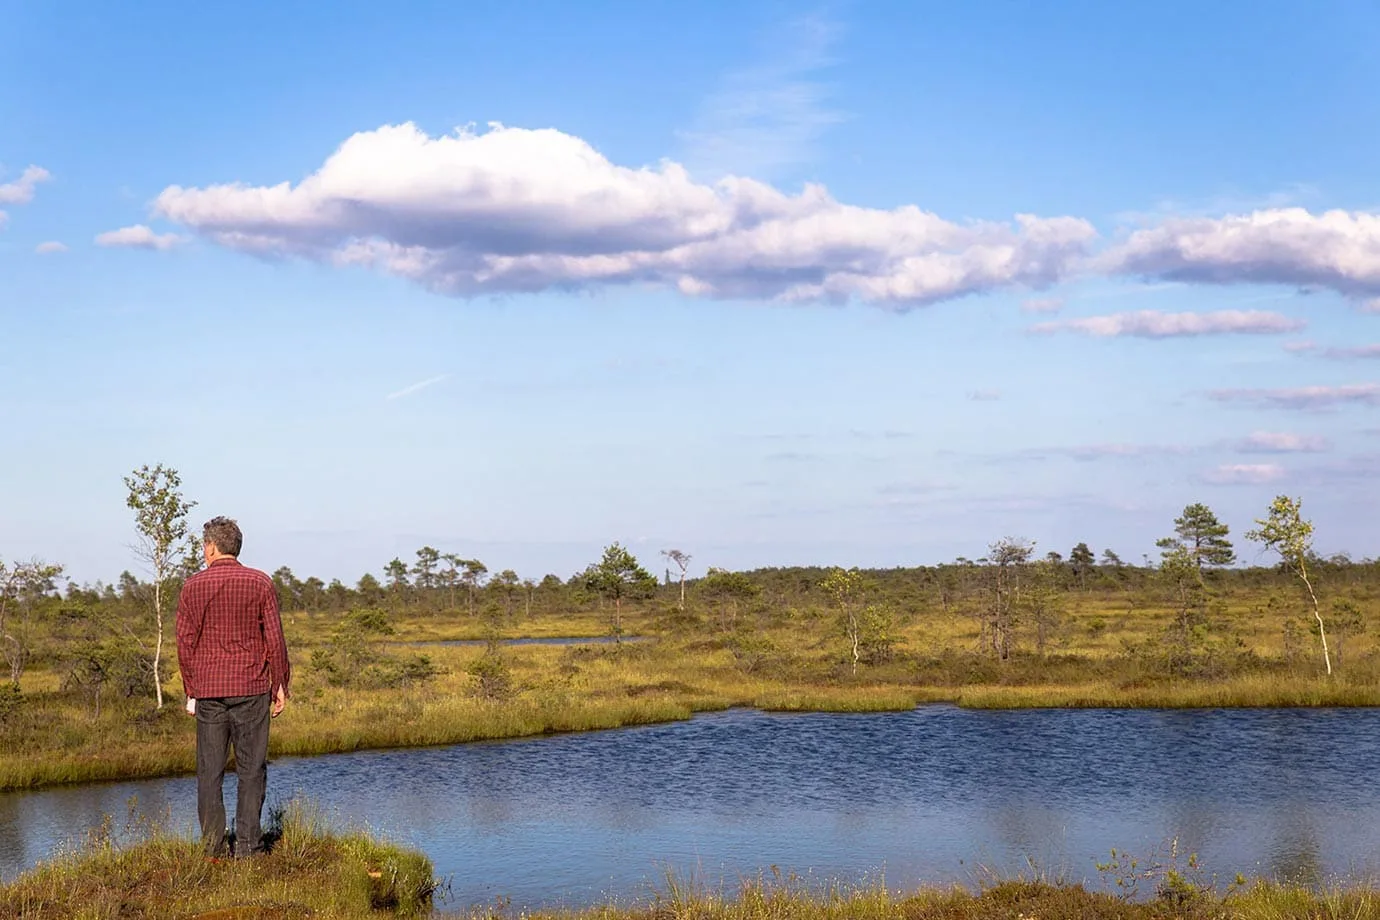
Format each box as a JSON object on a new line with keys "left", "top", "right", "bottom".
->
{"left": 386, "top": 374, "right": 449, "bottom": 400}
{"left": 34, "top": 241, "right": 67, "bottom": 254}
{"left": 1235, "top": 431, "right": 1330, "bottom": 453}
{"left": 1203, "top": 463, "right": 1286, "bottom": 485}
{"left": 1029, "top": 309, "right": 1303, "bottom": 338}
{"left": 1359, "top": 297, "right": 1380, "bottom": 314}
{"left": 1282, "top": 339, "right": 1318, "bottom": 354}
{"left": 94, "top": 224, "right": 184, "bottom": 250}
{"left": 1103, "top": 208, "right": 1380, "bottom": 299}
{"left": 1020, "top": 296, "right": 1064, "bottom": 314}
{"left": 0, "top": 165, "right": 51, "bottom": 226}
{"left": 1209, "top": 383, "right": 1380, "bottom": 410}
{"left": 0, "top": 165, "right": 50, "bottom": 205}
{"left": 152, "top": 122, "right": 1097, "bottom": 308}
{"left": 967, "top": 389, "right": 1001, "bottom": 401}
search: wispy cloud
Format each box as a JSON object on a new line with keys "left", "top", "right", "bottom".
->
{"left": 1203, "top": 463, "right": 1286, "bottom": 484}
{"left": 1235, "top": 431, "right": 1330, "bottom": 453}
{"left": 1020, "top": 297, "right": 1064, "bottom": 314}
{"left": 34, "top": 241, "right": 67, "bottom": 254}
{"left": 0, "top": 165, "right": 50, "bottom": 226}
{"left": 677, "top": 13, "right": 844, "bottom": 181}
{"left": 877, "top": 481, "right": 957, "bottom": 497}
{"left": 386, "top": 373, "right": 449, "bottom": 400}
{"left": 1030, "top": 309, "right": 1303, "bottom": 338}
{"left": 1114, "top": 185, "right": 1318, "bottom": 226}
{"left": 1059, "top": 443, "right": 1192, "bottom": 460}
{"left": 967, "top": 389, "right": 1002, "bottom": 402}
{"left": 984, "top": 442, "right": 1194, "bottom": 465}
{"left": 1208, "top": 383, "right": 1380, "bottom": 410}
{"left": 1321, "top": 344, "right": 1380, "bottom": 359}
{"left": 95, "top": 224, "right": 184, "bottom": 250}
{"left": 1283, "top": 339, "right": 1318, "bottom": 354}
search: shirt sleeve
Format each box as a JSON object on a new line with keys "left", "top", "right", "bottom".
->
{"left": 262, "top": 584, "right": 292, "bottom": 697}
{"left": 174, "top": 581, "right": 202, "bottom": 699}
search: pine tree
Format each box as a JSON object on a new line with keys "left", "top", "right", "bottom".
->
{"left": 1167, "top": 502, "right": 1236, "bottom": 571}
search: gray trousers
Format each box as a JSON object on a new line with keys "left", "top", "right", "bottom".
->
{"left": 195, "top": 693, "right": 271, "bottom": 857}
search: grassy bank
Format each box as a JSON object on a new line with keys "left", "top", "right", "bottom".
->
{"left": 5, "top": 581, "right": 1380, "bottom": 790}
{"left": 495, "top": 877, "right": 1380, "bottom": 920}
{"left": 0, "top": 801, "right": 434, "bottom": 919}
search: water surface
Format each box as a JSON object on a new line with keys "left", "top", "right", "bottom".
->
{"left": 3, "top": 707, "right": 1379, "bottom": 910}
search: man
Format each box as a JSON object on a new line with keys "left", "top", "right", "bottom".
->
{"left": 175, "top": 516, "right": 291, "bottom": 858}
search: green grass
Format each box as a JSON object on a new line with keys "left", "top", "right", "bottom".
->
{"left": 0, "top": 800, "right": 434, "bottom": 919}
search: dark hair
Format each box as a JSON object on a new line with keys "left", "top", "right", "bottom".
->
{"left": 203, "top": 516, "right": 243, "bottom": 557}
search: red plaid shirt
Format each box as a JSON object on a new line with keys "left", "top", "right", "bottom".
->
{"left": 175, "top": 557, "right": 291, "bottom": 700}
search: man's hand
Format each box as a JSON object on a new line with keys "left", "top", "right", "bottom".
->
{"left": 184, "top": 697, "right": 196, "bottom": 717}
{"left": 271, "top": 686, "right": 287, "bottom": 718}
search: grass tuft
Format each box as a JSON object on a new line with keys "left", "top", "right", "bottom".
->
{"left": 0, "top": 798, "right": 435, "bottom": 920}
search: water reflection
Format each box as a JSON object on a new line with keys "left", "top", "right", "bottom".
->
{"left": 4, "top": 707, "right": 1380, "bottom": 909}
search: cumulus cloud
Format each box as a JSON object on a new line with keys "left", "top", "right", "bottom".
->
{"left": 1203, "top": 463, "right": 1286, "bottom": 485}
{"left": 95, "top": 224, "right": 184, "bottom": 250}
{"left": 34, "top": 241, "right": 67, "bottom": 254}
{"left": 1029, "top": 309, "right": 1303, "bottom": 338}
{"left": 1235, "top": 431, "right": 1330, "bottom": 453}
{"left": 1209, "top": 383, "right": 1380, "bottom": 410}
{"left": 1103, "top": 208, "right": 1380, "bottom": 299}
{"left": 1021, "top": 296, "right": 1064, "bottom": 314}
{"left": 151, "top": 122, "right": 1096, "bottom": 307}
{"left": 0, "top": 165, "right": 51, "bottom": 225}
{"left": 0, "top": 165, "right": 49, "bottom": 205}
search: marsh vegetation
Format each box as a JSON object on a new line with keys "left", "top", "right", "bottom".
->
{"left": 3, "top": 474, "right": 1377, "bottom": 791}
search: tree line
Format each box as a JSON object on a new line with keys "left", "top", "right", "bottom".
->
{"left": 0, "top": 463, "right": 1369, "bottom": 717}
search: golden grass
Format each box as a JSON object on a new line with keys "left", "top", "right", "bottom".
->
{"left": 437, "top": 875, "right": 1380, "bottom": 920}
{"left": 4, "top": 585, "right": 1378, "bottom": 790}
{"left": 0, "top": 800, "right": 434, "bottom": 919}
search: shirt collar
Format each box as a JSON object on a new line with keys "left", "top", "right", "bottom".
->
{"left": 209, "top": 557, "right": 241, "bottom": 568}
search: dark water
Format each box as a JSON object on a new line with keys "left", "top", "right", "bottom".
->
{"left": 4, "top": 707, "right": 1380, "bottom": 909}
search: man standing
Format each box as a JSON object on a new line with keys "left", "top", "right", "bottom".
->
{"left": 175, "top": 516, "right": 291, "bottom": 858}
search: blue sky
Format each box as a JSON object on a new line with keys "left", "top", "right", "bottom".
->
{"left": 5, "top": 1, "right": 1380, "bottom": 585}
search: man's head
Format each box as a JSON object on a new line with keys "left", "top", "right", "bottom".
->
{"left": 202, "top": 516, "right": 243, "bottom": 561}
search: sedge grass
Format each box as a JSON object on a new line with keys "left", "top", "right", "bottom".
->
{"left": 6, "top": 590, "right": 1380, "bottom": 790}
{"left": 442, "top": 874, "right": 1380, "bottom": 920}
{"left": 0, "top": 799, "right": 434, "bottom": 919}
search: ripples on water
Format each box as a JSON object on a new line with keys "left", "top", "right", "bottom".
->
{"left": 4, "top": 707, "right": 1380, "bottom": 909}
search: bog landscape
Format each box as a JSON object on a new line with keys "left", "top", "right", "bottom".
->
{"left": 3, "top": 470, "right": 1379, "bottom": 917}
{"left": 7, "top": 3, "right": 1380, "bottom": 917}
